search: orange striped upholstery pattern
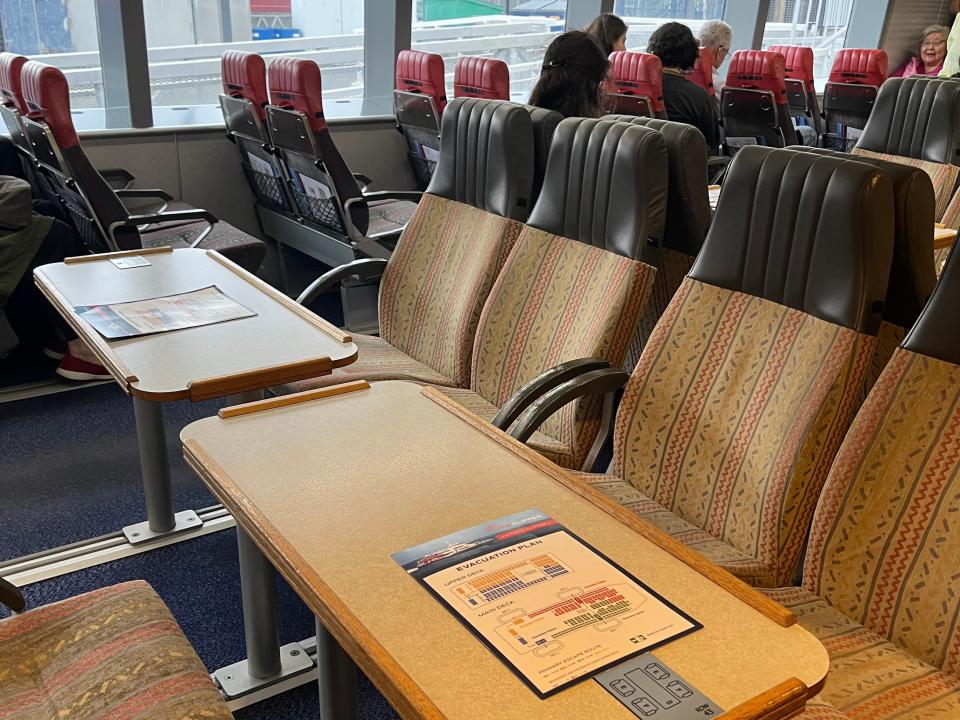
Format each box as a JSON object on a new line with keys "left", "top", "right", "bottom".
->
{"left": 852, "top": 148, "right": 959, "bottom": 220}
{"left": 466, "top": 226, "right": 654, "bottom": 469}
{"left": 379, "top": 193, "right": 521, "bottom": 386}
{"left": 590, "top": 278, "right": 874, "bottom": 586}
{"left": 0, "top": 581, "right": 230, "bottom": 720}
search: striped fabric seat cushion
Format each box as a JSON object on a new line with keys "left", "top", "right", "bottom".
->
{"left": 612, "top": 278, "right": 874, "bottom": 587}
{"left": 802, "top": 348, "right": 960, "bottom": 675}
{"left": 439, "top": 387, "right": 572, "bottom": 466}
{"left": 852, "top": 148, "right": 959, "bottom": 221}
{"left": 280, "top": 332, "right": 457, "bottom": 394}
{"left": 0, "top": 580, "right": 231, "bottom": 720}
{"left": 573, "top": 472, "right": 769, "bottom": 580}
{"left": 468, "top": 227, "right": 654, "bottom": 470}
{"left": 762, "top": 587, "right": 960, "bottom": 719}
{"left": 378, "top": 193, "right": 521, "bottom": 387}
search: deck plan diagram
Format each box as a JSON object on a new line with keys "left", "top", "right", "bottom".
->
{"left": 392, "top": 510, "right": 701, "bottom": 697}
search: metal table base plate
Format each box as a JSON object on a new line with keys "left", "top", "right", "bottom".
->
{"left": 215, "top": 641, "right": 316, "bottom": 699}
{"left": 122, "top": 509, "right": 202, "bottom": 544}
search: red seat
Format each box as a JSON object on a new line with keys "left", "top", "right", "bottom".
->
{"left": 454, "top": 56, "right": 509, "bottom": 100}
{"left": 722, "top": 50, "right": 798, "bottom": 151}
{"left": 725, "top": 49, "right": 788, "bottom": 101}
{"left": 603, "top": 51, "right": 665, "bottom": 118}
{"left": 829, "top": 48, "right": 888, "bottom": 87}
{"left": 268, "top": 56, "right": 327, "bottom": 132}
{"left": 21, "top": 60, "right": 80, "bottom": 148}
{"left": 0, "top": 52, "right": 28, "bottom": 114}
{"left": 395, "top": 49, "right": 446, "bottom": 112}
{"left": 767, "top": 45, "right": 821, "bottom": 136}
{"left": 685, "top": 47, "right": 714, "bottom": 96}
{"left": 221, "top": 50, "right": 269, "bottom": 120}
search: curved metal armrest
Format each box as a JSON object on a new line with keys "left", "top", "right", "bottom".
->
{"left": 492, "top": 358, "right": 610, "bottom": 431}
{"left": 0, "top": 576, "right": 26, "bottom": 613}
{"left": 115, "top": 188, "right": 173, "bottom": 201}
{"left": 707, "top": 155, "right": 730, "bottom": 185}
{"left": 297, "top": 257, "right": 389, "bottom": 306}
{"left": 357, "top": 190, "right": 423, "bottom": 204}
{"left": 353, "top": 173, "right": 373, "bottom": 191}
{"left": 101, "top": 167, "right": 135, "bottom": 189}
{"left": 123, "top": 208, "right": 218, "bottom": 227}
{"left": 510, "top": 368, "right": 630, "bottom": 443}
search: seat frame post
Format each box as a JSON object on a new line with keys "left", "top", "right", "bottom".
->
{"left": 316, "top": 619, "right": 359, "bottom": 720}
{"left": 122, "top": 397, "right": 201, "bottom": 544}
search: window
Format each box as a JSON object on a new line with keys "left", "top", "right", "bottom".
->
{"left": 761, "top": 0, "right": 856, "bottom": 88}
{"left": 143, "top": 1, "right": 364, "bottom": 113}
{"left": 613, "top": 0, "right": 727, "bottom": 52}
{"left": 0, "top": 0, "right": 102, "bottom": 109}
{"left": 410, "top": 0, "right": 568, "bottom": 101}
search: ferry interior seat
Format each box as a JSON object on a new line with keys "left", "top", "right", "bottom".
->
{"left": 684, "top": 47, "right": 715, "bottom": 96}
{"left": 18, "top": 60, "right": 267, "bottom": 271}
{"left": 394, "top": 49, "right": 446, "bottom": 189}
{"left": 791, "top": 145, "right": 936, "bottom": 393}
{"left": 265, "top": 56, "right": 420, "bottom": 272}
{"left": 453, "top": 56, "right": 510, "bottom": 100}
{"left": 518, "top": 146, "right": 895, "bottom": 586}
{"left": 762, "top": 244, "right": 960, "bottom": 719}
{"left": 602, "top": 51, "right": 667, "bottom": 119}
{"left": 822, "top": 48, "right": 888, "bottom": 151}
{"left": 219, "top": 50, "right": 295, "bottom": 215}
{"left": 444, "top": 117, "right": 667, "bottom": 471}
{"left": 0, "top": 579, "right": 232, "bottom": 719}
{"left": 768, "top": 44, "right": 822, "bottom": 140}
{"left": 721, "top": 50, "right": 799, "bottom": 154}
{"left": 285, "top": 97, "right": 539, "bottom": 393}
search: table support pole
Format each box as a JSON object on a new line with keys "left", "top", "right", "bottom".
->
{"left": 316, "top": 620, "right": 358, "bottom": 720}
{"left": 122, "top": 398, "right": 201, "bottom": 544}
{"left": 238, "top": 527, "right": 282, "bottom": 679}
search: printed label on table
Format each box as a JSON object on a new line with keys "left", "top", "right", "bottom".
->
{"left": 392, "top": 510, "right": 700, "bottom": 698}
{"left": 75, "top": 285, "right": 256, "bottom": 339}
{"left": 596, "top": 653, "right": 724, "bottom": 718}
{"left": 110, "top": 256, "right": 151, "bottom": 269}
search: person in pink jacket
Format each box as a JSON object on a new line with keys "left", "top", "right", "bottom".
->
{"left": 892, "top": 25, "right": 949, "bottom": 77}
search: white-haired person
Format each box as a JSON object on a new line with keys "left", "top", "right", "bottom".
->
{"left": 698, "top": 19, "right": 732, "bottom": 92}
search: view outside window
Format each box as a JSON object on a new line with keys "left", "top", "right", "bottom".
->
{"left": 143, "top": 0, "right": 364, "bottom": 108}
{"left": 613, "top": 0, "right": 727, "bottom": 51}
{"left": 410, "top": 0, "right": 567, "bottom": 101}
{"left": 0, "top": 0, "right": 102, "bottom": 109}
{"left": 761, "top": 0, "right": 855, "bottom": 87}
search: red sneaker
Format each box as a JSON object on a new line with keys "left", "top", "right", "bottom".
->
{"left": 43, "top": 338, "right": 68, "bottom": 360}
{"left": 56, "top": 353, "right": 112, "bottom": 381}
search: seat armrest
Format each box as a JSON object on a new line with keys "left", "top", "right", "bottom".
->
{"left": 357, "top": 190, "right": 423, "bottom": 203}
{"left": 492, "top": 358, "right": 610, "bottom": 431}
{"left": 100, "top": 168, "right": 135, "bottom": 189}
{"left": 0, "top": 576, "right": 25, "bottom": 613}
{"left": 297, "top": 258, "right": 389, "bottom": 307}
{"left": 707, "top": 156, "right": 730, "bottom": 185}
{"left": 107, "top": 209, "right": 218, "bottom": 250}
{"left": 115, "top": 188, "right": 173, "bottom": 201}
{"left": 353, "top": 172, "right": 373, "bottom": 191}
{"left": 510, "top": 368, "right": 630, "bottom": 443}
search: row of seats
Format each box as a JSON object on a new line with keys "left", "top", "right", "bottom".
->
{"left": 0, "top": 53, "right": 267, "bottom": 271}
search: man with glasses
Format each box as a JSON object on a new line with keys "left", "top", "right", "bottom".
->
{"left": 699, "top": 19, "right": 733, "bottom": 92}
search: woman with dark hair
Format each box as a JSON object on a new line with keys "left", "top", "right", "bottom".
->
{"left": 648, "top": 21, "right": 719, "bottom": 154}
{"left": 529, "top": 31, "right": 610, "bottom": 118}
{"left": 585, "top": 13, "right": 628, "bottom": 56}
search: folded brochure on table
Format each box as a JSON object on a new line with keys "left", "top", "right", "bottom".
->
{"left": 392, "top": 509, "right": 701, "bottom": 697}
{"left": 75, "top": 285, "right": 256, "bottom": 339}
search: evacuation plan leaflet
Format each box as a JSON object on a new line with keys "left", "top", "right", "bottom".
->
{"left": 392, "top": 510, "right": 701, "bottom": 697}
{"left": 75, "top": 285, "right": 256, "bottom": 339}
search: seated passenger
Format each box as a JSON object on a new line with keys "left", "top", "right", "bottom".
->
{"left": 529, "top": 31, "right": 610, "bottom": 118}
{"left": 648, "top": 22, "right": 719, "bottom": 154}
{"left": 893, "top": 24, "right": 949, "bottom": 77}
{"left": 698, "top": 19, "right": 733, "bottom": 92}
{"left": 585, "top": 13, "right": 628, "bottom": 56}
{"left": 0, "top": 176, "right": 109, "bottom": 380}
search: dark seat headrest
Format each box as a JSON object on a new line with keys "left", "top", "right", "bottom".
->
{"left": 267, "top": 57, "right": 327, "bottom": 133}
{"left": 789, "top": 145, "right": 936, "bottom": 329}
{"left": 222, "top": 51, "right": 269, "bottom": 120}
{"left": 725, "top": 50, "right": 788, "bottom": 104}
{"left": 905, "top": 246, "right": 960, "bottom": 364}
{"left": 605, "top": 51, "right": 665, "bottom": 114}
{"left": 425, "top": 98, "right": 534, "bottom": 221}
{"left": 857, "top": 77, "right": 960, "bottom": 166}
{"left": 828, "top": 48, "right": 888, "bottom": 87}
{"left": 0, "top": 53, "right": 28, "bottom": 115}
{"left": 454, "top": 57, "right": 509, "bottom": 101}
{"left": 20, "top": 61, "right": 79, "bottom": 149}
{"left": 768, "top": 45, "right": 814, "bottom": 91}
{"left": 526, "top": 117, "right": 667, "bottom": 263}
{"left": 607, "top": 115, "right": 710, "bottom": 257}
{"left": 395, "top": 50, "right": 447, "bottom": 112}
{"left": 692, "top": 146, "right": 894, "bottom": 334}
{"left": 684, "top": 48, "right": 714, "bottom": 96}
